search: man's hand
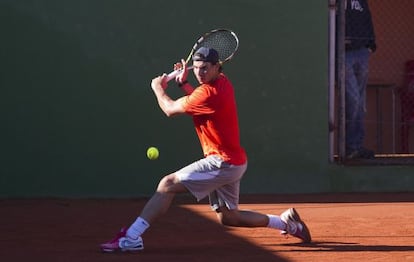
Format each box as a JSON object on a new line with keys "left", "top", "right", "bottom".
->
{"left": 151, "top": 74, "right": 168, "bottom": 91}
{"left": 174, "top": 59, "right": 189, "bottom": 84}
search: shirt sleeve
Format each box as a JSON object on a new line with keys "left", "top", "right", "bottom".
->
{"left": 181, "top": 85, "right": 216, "bottom": 115}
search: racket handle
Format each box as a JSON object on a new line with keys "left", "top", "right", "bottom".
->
{"left": 165, "top": 66, "right": 194, "bottom": 82}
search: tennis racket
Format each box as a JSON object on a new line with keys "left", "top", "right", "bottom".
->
{"left": 165, "top": 29, "right": 239, "bottom": 82}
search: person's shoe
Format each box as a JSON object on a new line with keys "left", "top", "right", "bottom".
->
{"left": 346, "top": 150, "right": 360, "bottom": 159}
{"left": 100, "top": 227, "right": 144, "bottom": 252}
{"left": 280, "top": 208, "right": 312, "bottom": 243}
{"left": 346, "top": 147, "right": 375, "bottom": 160}
{"left": 358, "top": 147, "right": 375, "bottom": 159}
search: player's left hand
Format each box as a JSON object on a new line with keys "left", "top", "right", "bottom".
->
{"left": 174, "top": 59, "right": 189, "bottom": 85}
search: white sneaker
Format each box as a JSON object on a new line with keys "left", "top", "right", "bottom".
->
{"left": 280, "top": 208, "right": 311, "bottom": 243}
{"left": 119, "top": 236, "right": 144, "bottom": 251}
{"left": 100, "top": 227, "right": 144, "bottom": 252}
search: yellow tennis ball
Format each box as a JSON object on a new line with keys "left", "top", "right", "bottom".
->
{"left": 147, "top": 147, "right": 159, "bottom": 160}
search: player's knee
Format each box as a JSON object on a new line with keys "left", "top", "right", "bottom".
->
{"left": 157, "top": 173, "right": 186, "bottom": 194}
{"left": 157, "top": 174, "right": 175, "bottom": 192}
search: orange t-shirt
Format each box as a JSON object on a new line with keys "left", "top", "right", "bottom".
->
{"left": 181, "top": 74, "right": 247, "bottom": 165}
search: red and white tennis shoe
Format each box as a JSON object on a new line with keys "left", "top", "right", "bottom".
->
{"left": 280, "top": 208, "right": 312, "bottom": 243}
{"left": 100, "top": 227, "right": 144, "bottom": 252}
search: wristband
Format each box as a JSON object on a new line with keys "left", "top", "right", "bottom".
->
{"left": 178, "top": 80, "right": 188, "bottom": 87}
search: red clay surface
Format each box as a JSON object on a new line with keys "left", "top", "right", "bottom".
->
{"left": 1, "top": 193, "right": 413, "bottom": 262}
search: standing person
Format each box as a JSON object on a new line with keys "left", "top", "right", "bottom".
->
{"left": 100, "top": 47, "right": 311, "bottom": 252}
{"left": 345, "top": 0, "right": 376, "bottom": 159}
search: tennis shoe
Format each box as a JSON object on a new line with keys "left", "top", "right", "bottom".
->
{"left": 280, "top": 208, "right": 311, "bottom": 243}
{"left": 346, "top": 147, "right": 375, "bottom": 160}
{"left": 100, "top": 227, "right": 144, "bottom": 252}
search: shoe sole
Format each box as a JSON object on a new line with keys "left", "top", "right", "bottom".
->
{"left": 101, "top": 246, "right": 144, "bottom": 253}
{"left": 289, "top": 208, "right": 312, "bottom": 243}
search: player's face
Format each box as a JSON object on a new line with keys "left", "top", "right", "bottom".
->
{"left": 192, "top": 61, "right": 220, "bottom": 84}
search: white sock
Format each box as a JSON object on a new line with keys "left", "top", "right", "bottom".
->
{"left": 267, "top": 215, "right": 286, "bottom": 230}
{"left": 126, "top": 217, "right": 150, "bottom": 239}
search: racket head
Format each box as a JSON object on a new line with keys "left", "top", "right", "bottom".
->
{"left": 166, "top": 29, "right": 238, "bottom": 83}
{"left": 189, "top": 29, "right": 239, "bottom": 65}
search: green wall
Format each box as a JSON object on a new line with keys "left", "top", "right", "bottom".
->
{"left": 1, "top": 0, "right": 413, "bottom": 198}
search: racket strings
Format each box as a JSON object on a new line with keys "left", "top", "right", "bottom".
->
{"left": 196, "top": 31, "right": 238, "bottom": 63}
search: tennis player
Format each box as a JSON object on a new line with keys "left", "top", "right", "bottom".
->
{"left": 100, "top": 47, "right": 311, "bottom": 252}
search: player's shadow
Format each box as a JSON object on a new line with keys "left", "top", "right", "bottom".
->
{"left": 1, "top": 198, "right": 292, "bottom": 262}
{"left": 140, "top": 203, "right": 291, "bottom": 261}
{"left": 280, "top": 241, "right": 414, "bottom": 252}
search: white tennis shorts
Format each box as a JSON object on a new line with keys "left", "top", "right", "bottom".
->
{"left": 176, "top": 155, "right": 247, "bottom": 211}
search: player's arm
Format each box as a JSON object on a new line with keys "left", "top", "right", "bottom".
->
{"left": 178, "top": 82, "right": 194, "bottom": 95}
{"left": 151, "top": 75, "right": 187, "bottom": 117}
{"left": 174, "top": 59, "right": 194, "bottom": 95}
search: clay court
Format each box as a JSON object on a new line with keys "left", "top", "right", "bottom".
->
{"left": 1, "top": 193, "right": 413, "bottom": 262}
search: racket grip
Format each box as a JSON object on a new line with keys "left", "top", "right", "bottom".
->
{"left": 165, "top": 70, "right": 181, "bottom": 82}
{"left": 165, "top": 66, "right": 194, "bottom": 82}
